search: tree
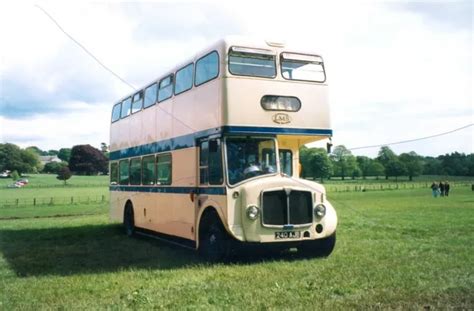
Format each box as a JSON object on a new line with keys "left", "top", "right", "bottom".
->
{"left": 368, "top": 161, "right": 385, "bottom": 179}
{"left": 25, "top": 146, "right": 46, "bottom": 156}
{"left": 376, "top": 146, "right": 397, "bottom": 179}
{"left": 399, "top": 152, "right": 423, "bottom": 181}
{"left": 47, "top": 150, "right": 59, "bottom": 156}
{"left": 69, "top": 144, "right": 108, "bottom": 175}
{"left": 385, "top": 159, "right": 407, "bottom": 181}
{"left": 356, "top": 156, "right": 372, "bottom": 179}
{"left": 43, "top": 161, "right": 68, "bottom": 174}
{"left": 57, "top": 166, "right": 72, "bottom": 185}
{"left": 58, "top": 148, "right": 72, "bottom": 162}
{"left": 0, "top": 143, "right": 41, "bottom": 174}
{"left": 330, "top": 145, "right": 358, "bottom": 180}
{"left": 11, "top": 170, "right": 20, "bottom": 181}
{"left": 300, "top": 147, "right": 332, "bottom": 182}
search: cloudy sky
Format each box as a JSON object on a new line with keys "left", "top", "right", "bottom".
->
{"left": 0, "top": 0, "right": 472, "bottom": 157}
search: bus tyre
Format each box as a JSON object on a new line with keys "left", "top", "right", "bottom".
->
{"left": 199, "top": 221, "right": 230, "bottom": 262}
{"left": 300, "top": 232, "right": 336, "bottom": 257}
{"left": 123, "top": 203, "right": 135, "bottom": 237}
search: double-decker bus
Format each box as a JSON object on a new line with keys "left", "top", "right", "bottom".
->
{"left": 109, "top": 37, "right": 337, "bottom": 260}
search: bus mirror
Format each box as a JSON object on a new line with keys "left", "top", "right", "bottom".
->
{"left": 326, "top": 142, "right": 333, "bottom": 154}
{"left": 209, "top": 140, "right": 218, "bottom": 153}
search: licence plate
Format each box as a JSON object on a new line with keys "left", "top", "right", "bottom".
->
{"left": 275, "top": 231, "right": 301, "bottom": 239}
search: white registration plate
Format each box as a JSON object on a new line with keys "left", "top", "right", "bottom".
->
{"left": 275, "top": 231, "right": 301, "bottom": 239}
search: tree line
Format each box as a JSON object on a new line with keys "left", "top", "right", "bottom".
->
{"left": 0, "top": 143, "right": 109, "bottom": 179}
{"left": 301, "top": 145, "right": 474, "bottom": 181}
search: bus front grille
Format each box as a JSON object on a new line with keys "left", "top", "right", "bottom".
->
{"left": 261, "top": 190, "right": 313, "bottom": 226}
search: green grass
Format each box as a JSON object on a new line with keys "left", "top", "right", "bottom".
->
{"left": 0, "top": 174, "right": 108, "bottom": 204}
{"left": 0, "top": 187, "right": 473, "bottom": 309}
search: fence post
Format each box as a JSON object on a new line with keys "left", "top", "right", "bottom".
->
{"left": 33, "top": 198, "right": 36, "bottom": 206}
{"left": 16, "top": 199, "right": 19, "bottom": 207}
{"left": 50, "top": 197, "right": 54, "bottom": 205}
{"left": 101, "top": 195, "right": 105, "bottom": 203}
{"left": 71, "top": 197, "right": 74, "bottom": 205}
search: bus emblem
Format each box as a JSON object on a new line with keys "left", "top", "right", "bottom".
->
{"left": 272, "top": 113, "right": 291, "bottom": 124}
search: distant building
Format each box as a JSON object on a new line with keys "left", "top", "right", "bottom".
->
{"left": 39, "top": 156, "right": 62, "bottom": 165}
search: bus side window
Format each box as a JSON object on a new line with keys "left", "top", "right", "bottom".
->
{"left": 129, "top": 157, "right": 142, "bottom": 185}
{"left": 111, "top": 103, "right": 121, "bottom": 123}
{"left": 131, "top": 91, "right": 143, "bottom": 114}
{"left": 158, "top": 75, "right": 173, "bottom": 102}
{"left": 121, "top": 97, "right": 132, "bottom": 119}
{"left": 195, "top": 51, "right": 219, "bottom": 86}
{"left": 110, "top": 162, "right": 118, "bottom": 185}
{"left": 119, "top": 159, "right": 130, "bottom": 185}
{"left": 175, "top": 63, "right": 194, "bottom": 95}
{"left": 142, "top": 155, "right": 155, "bottom": 185}
{"left": 144, "top": 83, "right": 158, "bottom": 108}
{"left": 157, "top": 153, "right": 172, "bottom": 185}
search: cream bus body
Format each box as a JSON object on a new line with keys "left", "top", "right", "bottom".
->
{"left": 109, "top": 37, "right": 337, "bottom": 257}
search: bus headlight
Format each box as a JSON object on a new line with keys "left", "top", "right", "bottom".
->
{"left": 246, "top": 205, "right": 260, "bottom": 220}
{"left": 314, "top": 204, "right": 326, "bottom": 218}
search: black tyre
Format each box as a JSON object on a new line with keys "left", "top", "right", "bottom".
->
{"left": 199, "top": 219, "right": 230, "bottom": 262}
{"left": 123, "top": 203, "right": 135, "bottom": 237}
{"left": 299, "top": 232, "right": 336, "bottom": 257}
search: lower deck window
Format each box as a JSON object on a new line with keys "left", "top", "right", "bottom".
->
{"left": 156, "top": 153, "right": 172, "bottom": 185}
{"left": 119, "top": 160, "right": 129, "bottom": 185}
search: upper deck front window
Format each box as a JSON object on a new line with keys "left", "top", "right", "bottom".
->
{"left": 228, "top": 47, "right": 276, "bottom": 78}
{"left": 281, "top": 53, "right": 325, "bottom": 82}
{"left": 225, "top": 136, "right": 278, "bottom": 185}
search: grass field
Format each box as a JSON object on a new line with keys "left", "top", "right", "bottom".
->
{"left": 0, "top": 174, "right": 109, "bottom": 205}
{"left": 1, "top": 184, "right": 473, "bottom": 309}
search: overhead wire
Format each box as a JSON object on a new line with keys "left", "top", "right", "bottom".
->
{"left": 35, "top": 4, "right": 197, "bottom": 133}
{"left": 348, "top": 123, "right": 473, "bottom": 151}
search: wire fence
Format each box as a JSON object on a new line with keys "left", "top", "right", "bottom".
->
{"left": 326, "top": 181, "right": 472, "bottom": 193}
{"left": 0, "top": 183, "right": 107, "bottom": 189}
{"left": 0, "top": 181, "right": 472, "bottom": 208}
{"left": 0, "top": 195, "right": 108, "bottom": 208}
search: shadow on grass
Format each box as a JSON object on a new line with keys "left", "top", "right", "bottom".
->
{"left": 0, "top": 223, "right": 320, "bottom": 277}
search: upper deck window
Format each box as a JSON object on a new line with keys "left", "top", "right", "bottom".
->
{"left": 228, "top": 47, "right": 276, "bottom": 78}
{"left": 131, "top": 91, "right": 143, "bottom": 114}
{"left": 195, "top": 51, "right": 219, "bottom": 86}
{"left": 175, "top": 63, "right": 194, "bottom": 95}
{"left": 121, "top": 97, "right": 132, "bottom": 119}
{"left": 158, "top": 75, "right": 173, "bottom": 102}
{"left": 144, "top": 83, "right": 158, "bottom": 108}
{"left": 281, "top": 53, "right": 325, "bottom": 82}
{"left": 111, "top": 103, "right": 121, "bottom": 123}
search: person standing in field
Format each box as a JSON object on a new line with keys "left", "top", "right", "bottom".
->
{"left": 445, "top": 181, "right": 450, "bottom": 197}
{"left": 439, "top": 181, "right": 445, "bottom": 197}
{"left": 431, "top": 182, "right": 439, "bottom": 197}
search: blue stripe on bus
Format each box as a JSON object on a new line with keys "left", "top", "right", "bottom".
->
{"left": 109, "top": 125, "right": 332, "bottom": 161}
{"left": 110, "top": 185, "right": 227, "bottom": 195}
{"left": 223, "top": 126, "right": 333, "bottom": 136}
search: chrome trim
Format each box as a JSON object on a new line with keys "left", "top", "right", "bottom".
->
{"left": 260, "top": 187, "right": 313, "bottom": 229}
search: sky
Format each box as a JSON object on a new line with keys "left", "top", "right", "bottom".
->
{"left": 0, "top": 0, "right": 472, "bottom": 157}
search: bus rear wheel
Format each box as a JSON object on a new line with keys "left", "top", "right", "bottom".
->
{"left": 123, "top": 203, "right": 135, "bottom": 237}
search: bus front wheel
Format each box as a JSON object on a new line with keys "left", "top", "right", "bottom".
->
{"left": 123, "top": 203, "right": 135, "bottom": 237}
{"left": 199, "top": 212, "right": 230, "bottom": 262}
{"left": 299, "top": 232, "right": 336, "bottom": 257}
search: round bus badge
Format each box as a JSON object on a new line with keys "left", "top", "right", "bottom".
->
{"left": 272, "top": 113, "right": 291, "bottom": 124}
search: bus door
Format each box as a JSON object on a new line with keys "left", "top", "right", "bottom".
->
{"left": 196, "top": 136, "right": 225, "bottom": 219}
